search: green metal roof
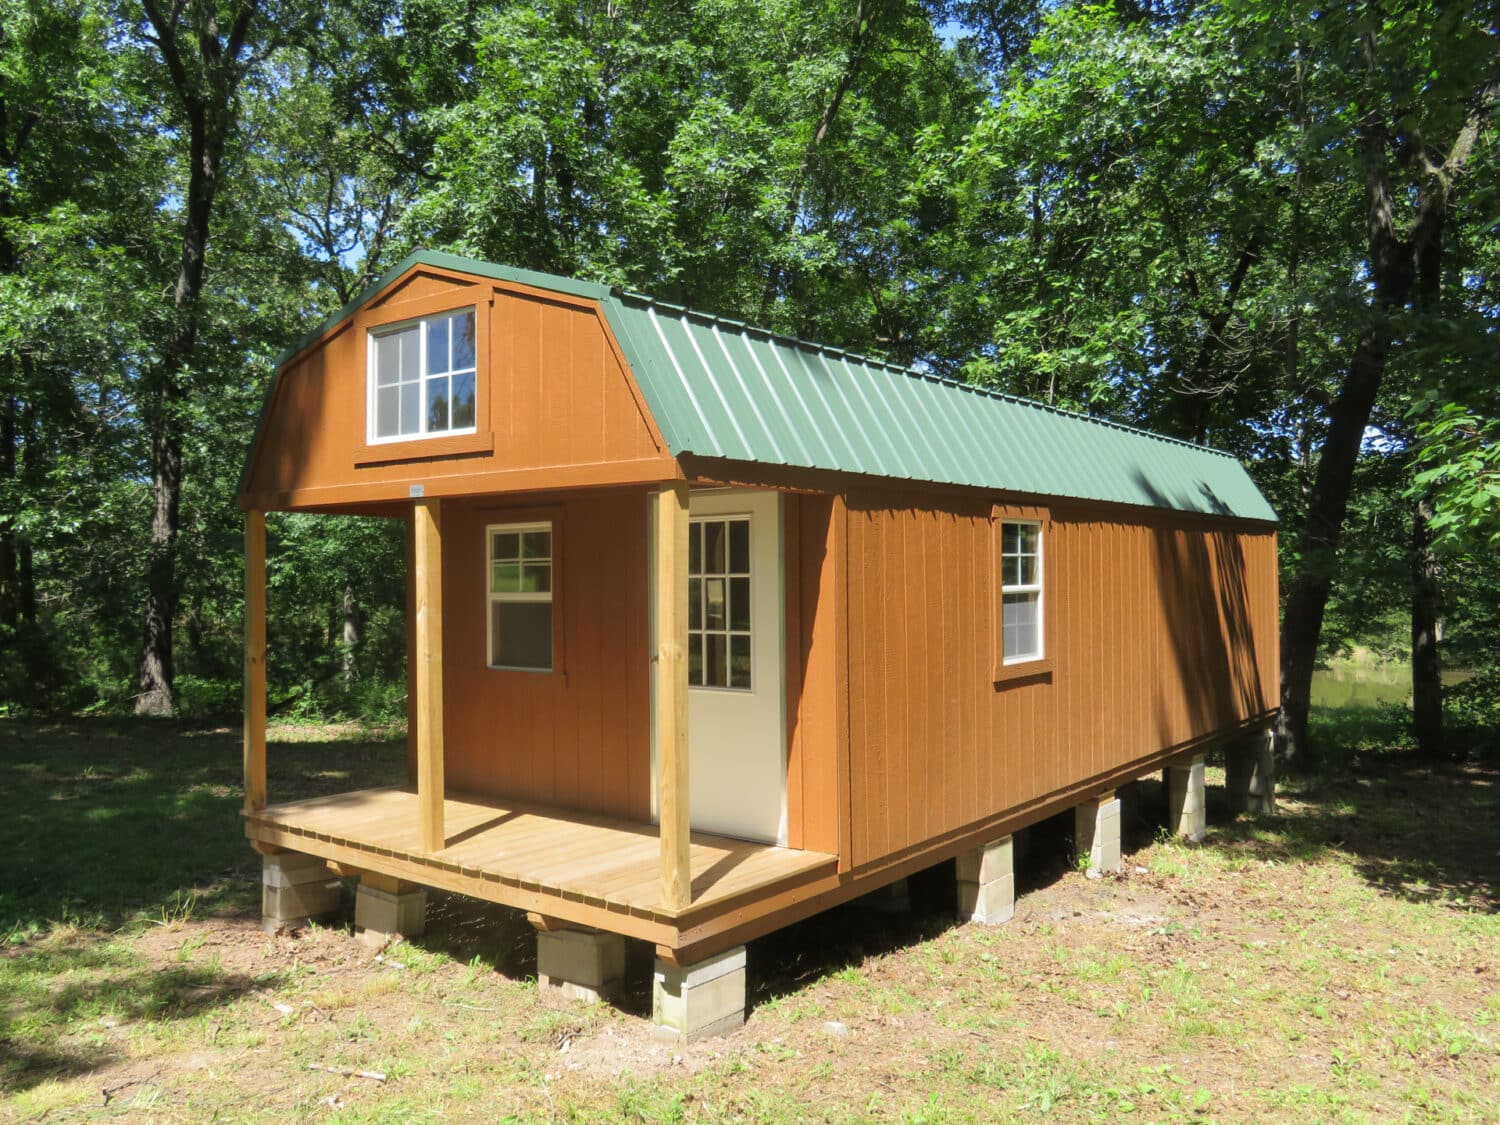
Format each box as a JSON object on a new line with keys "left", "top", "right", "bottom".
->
{"left": 595, "top": 290, "right": 1277, "bottom": 524}
{"left": 265, "top": 251, "right": 1277, "bottom": 522}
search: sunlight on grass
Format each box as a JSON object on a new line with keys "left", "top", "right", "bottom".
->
{"left": 2, "top": 717, "right": 1497, "bottom": 1121}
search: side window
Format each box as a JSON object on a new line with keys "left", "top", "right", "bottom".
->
{"left": 487, "top": 522, "right": 553, "bottom": 671}
{"left": 369, "top": 308, "right": 477, "bottom": 442}
{"left": 999, "top": 519, "right": 1043, "bottom": 664}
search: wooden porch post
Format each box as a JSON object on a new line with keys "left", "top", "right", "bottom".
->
{"left": 413, "top": 497, "right": 446, "bottom": 852}
{"left": 653, "top": 482, "right": 692, "bottom": 909}
{"left": 242, "top": 510, "right": 267, "bottom": 813}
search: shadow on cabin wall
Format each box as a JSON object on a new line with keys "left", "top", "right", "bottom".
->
{"left": 1131, "top": 471, "right": 1268, "bottom": 745}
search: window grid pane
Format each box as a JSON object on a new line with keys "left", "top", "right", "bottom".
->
{"left": 488, "top": 523, "right": 553, "bottom": 671}
{"left": 688, "top": 516, "right": 751, "bottom": 690}
{"left": 370, "top": 310, "right": 477, "bottom": 441}
{"left": 1000, "top": 521, "right": 1043, "bottom": 663}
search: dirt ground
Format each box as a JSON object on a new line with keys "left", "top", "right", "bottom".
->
{"left": 2, "top": 749, "right": 1497, "bottom": 1122}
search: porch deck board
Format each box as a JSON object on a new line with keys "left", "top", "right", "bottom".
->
{"left": 246, "top": 787, "right": 835, "bottom": 923}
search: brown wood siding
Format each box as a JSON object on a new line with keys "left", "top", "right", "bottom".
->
{"left": 243, "top": 268, "right": 674, "bottom": 512}
{"left": 841, "top": 491, "right": 1278, "bottom": 870}
{"left": 784, "top": 495, "right": 846, "bottom": 858}
{"left": 437, "top": 489, "right": 652, "bottom": 822}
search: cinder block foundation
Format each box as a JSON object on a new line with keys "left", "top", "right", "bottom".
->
{"left": 653, "top": 946, "right": 746, "bottom": 1040}
{"left": 1168, "top": 756, "right": 1207, "bottom": 842}
{"left": 261, "top": 853, "right": 339, "bottom": 933}
{"left": 354, "top": 879, "right": 427, "bottom": 947}
{"left": 1227, "top": 731, "right": 1276, "bottom": 816}
{"left": 957, "top": 835, "right": 1015, "bottom": 924}
{"left": 1075, "top": 791, "right": 1122, "bottom": 876}
{"left": 536, "top": 926, "right": 626, "bottom": 1005}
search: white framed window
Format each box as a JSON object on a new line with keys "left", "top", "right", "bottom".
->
{"left": 1000, "top": 520, "right": 1043, "bottom": 664}
{"left": 368, "top": 307, "right": 477, "bottom": 442}
{"left": 486, "top": 521, "right": 552, "bottom": 672}
{"left": 688, "top": 515, "right": 752, "bottom": 690}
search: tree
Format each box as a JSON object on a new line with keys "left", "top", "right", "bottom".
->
{"left": 127, "top": 0, "right": 314, "bottom": 714}
{"left": 936, "top": 0, "right": 1499, "bottom": 760}
{"left": 1276, "top": 2, "right": 1498, "bottom": 762}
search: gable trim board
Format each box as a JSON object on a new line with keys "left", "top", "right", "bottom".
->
{"left": 241, "top": 250, "right": 1276, "bottom": 526}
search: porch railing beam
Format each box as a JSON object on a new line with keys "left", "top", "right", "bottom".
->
{"left": 243, "top": 509, "right": 267, "bottom": 813}
{"left": 653, "top": 482, "right": 692, "bottom": 910}
{"left": 414, "top": 497, "right": 446, "bottom": 852}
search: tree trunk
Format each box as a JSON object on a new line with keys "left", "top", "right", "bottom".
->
{"left": 1277, "top": 275, "right": 1399, "bottom": 756}
{"left": 1410, "top": 494, "right": 1443, "bottom": 757}
{"left": 0, "top": 393, "right": 16, "bottom": 632}
{"left": 342, "top": 583, "right": 360, "bottom": 688}
{"left": 136, "top": 426, "right": 183, "bottom": 714}
{"left": 133, "top": 0, "right": 258, "bottom": 714}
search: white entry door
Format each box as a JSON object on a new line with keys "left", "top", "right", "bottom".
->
{"left": 678, "top": 489, "right": 787, "bottom": 844}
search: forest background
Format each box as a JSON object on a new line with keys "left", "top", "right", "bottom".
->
{"left": 1, "top": 0, "right": 1496, "bottom": 765}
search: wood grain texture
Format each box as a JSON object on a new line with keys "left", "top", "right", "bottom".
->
{"left": 242, "top": 510, "right": 266, "bottom": 813}
{"left": 841, "top": 491, "right": 1278, "bottom": 869}
{"left": 413, "top": 497, "right": 445, "bottom": 852}
{"left": 244, "top": 787, "right": 835, "bottom": 946}
{"left": 652, "top": 482, "right": 692, "bottom": 908}
{"left": 439, "top": 490, "right": 650, "bottom": 819}
{"left": 242, "top": 269, "right": 674, "bottom": 511}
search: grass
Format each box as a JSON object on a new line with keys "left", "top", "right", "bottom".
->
{"left": 1, "top": 710, "right": 1497, "bottom": 1122}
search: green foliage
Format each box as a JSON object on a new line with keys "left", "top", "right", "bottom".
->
{"left": 1445, "top": 671, "right": 1500, "bottom": 762}
{"left": 1, "top": 0, "right": 1498, "bottom": 734}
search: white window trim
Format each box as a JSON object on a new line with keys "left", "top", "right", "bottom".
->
{"left": 486, "top": 520, "right": 553, "bottom": 673}
{"left": 366, "top": 307, "right": 479, "bottom": 445}
{"left": 1000, "top": 519, "right": 1044, "bottom": 665}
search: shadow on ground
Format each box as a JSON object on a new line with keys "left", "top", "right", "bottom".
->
{"left": 0, "top": 933, "right": 261, "bottom": 1093}
{"left": 0, "top": 719, "right": 406, "bottom": 932}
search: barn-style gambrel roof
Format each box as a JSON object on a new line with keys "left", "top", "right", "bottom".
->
{"left": 269, "top": 250, "right": 1278, "bottom": 522}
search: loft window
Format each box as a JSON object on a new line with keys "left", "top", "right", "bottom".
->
{"left": 369, "top": 308, "right": 477, "bottom": 442}
{"left": 688, "top": 516, "right": 752, "bottom": 689}
{"left": 1000, "top": 520, "right": 1043, "bottom": 664}
{"left": 487, "top": 522, "right": 553, "bottom": 671}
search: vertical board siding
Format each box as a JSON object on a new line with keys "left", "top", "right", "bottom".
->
{"left": 842, "top": 492, "right": 1277, "bottom": 869}
{"left": 245, "top": 280, "right": 669, "bottom": 504}
{"left": 440, "top": 489, "right": 651, "bottom": 821}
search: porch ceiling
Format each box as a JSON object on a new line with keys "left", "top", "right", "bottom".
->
{"left": 244, "top": 788, "right": 835, "bottom": 949}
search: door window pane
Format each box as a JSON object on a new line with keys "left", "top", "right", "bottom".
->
{"left": 706, "top": 634, "right": 727, "bottom": 687}
{"left": 729, "top": 577, "right": 750, "bottom": 631}
{"left": 687, "top": 515, "right": 752, "bottom": 691}
{"left": 729, "top": 634, "right": 751, "bottom": 689}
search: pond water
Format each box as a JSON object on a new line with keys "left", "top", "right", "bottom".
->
{"left": 1311, "top": 662, "right": 1471, "bottom": 709}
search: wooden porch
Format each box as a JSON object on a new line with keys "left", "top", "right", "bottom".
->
{"left": 244, "top": 788, "right": 836, "bottom": 951}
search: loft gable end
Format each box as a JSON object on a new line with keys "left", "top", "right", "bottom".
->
{"left": 240, "top": 258, "right": 672, "bottom": 510}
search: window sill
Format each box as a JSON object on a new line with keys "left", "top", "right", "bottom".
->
{"left": 993, "top": 658, "right": 1053, "bottom": 687}
{"left": 356, "top": 430, "right": 493, "bottom": 467}
{"left": 485, "top": 664, "right": 566, "bottom": 682}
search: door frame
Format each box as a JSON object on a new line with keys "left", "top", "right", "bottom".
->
{"left": 648, "top": 486, "right": 789, "bottom": 844}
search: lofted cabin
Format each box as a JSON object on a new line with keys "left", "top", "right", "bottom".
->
{"left": 239, "top": 251, "right": 1279, "bottom": 1038}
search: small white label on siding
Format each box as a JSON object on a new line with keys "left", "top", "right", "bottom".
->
{"left": 409, "top": 484, "right": 425, "bottom": 498}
